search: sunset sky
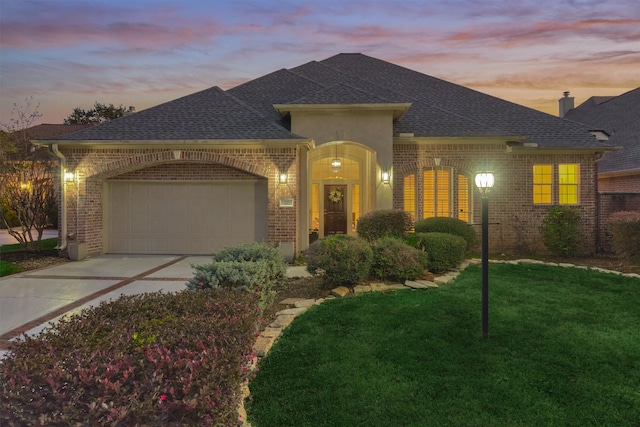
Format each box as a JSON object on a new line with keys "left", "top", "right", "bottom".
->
{"left": 1, "top": 0, "right": 638, "bottom": 127}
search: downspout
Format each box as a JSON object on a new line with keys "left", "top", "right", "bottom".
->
{"left": 51, "top": 144, "right": 68, "bottom": 252}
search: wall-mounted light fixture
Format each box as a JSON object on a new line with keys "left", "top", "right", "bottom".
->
{"left": 64, "top": 170, "right": 75, "bottom": 183}
{"left": 279, "top": 172, "right": 288, "bottom": 184}
{"left": 381, "top": 170, "right": 390, "bottom": 184}
{"left": 434, "top": 157, "right": 441, "bottom": 167}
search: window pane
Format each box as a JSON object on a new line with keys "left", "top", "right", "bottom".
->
{"left": 559, "top": 164, "right": 579, "bottom": 204}
{"left": 352, "top": 184, "right": 360, "bottom": 231}
{"left": 458, "top": 174, "right": 469, "bottom": 222}
{"left": 423, "top": 170, "right": 435, "bottom": 218}
{"left": 403, "top": 174, "right": 415, "bottom": 220}
{"left": 533, "top": 165, "right": 552, "bottom": 204}
{"left": 311, "top": 183, "right": 320, "bottom": 230}
{"left": 437, "top": 169, "right": 450, "bottom": 216}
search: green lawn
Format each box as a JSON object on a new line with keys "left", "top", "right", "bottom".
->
{"left": 0, "top": 238, "right": 58, "bottom": 277}
{"left": 247, "top": 264, "right": 640, "bottom": 426}
{"left": 0, "top": 237, "right": 58, "bottom": 254}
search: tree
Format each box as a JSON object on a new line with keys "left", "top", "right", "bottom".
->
{"left": 63, "top": 102, "right": 126, "bottom": 124}
{"left": 0, "top": 97, "right": 57, "bottom": 251}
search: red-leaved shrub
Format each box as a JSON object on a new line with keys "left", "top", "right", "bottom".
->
{"left": 0, "top": 289, "right": 260, "bottom": 426}
{"left": 608, "top": 210, "right": 640, "bottom": 261}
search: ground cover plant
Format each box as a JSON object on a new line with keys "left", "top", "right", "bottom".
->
{"left": 1, "top": 289, "right": 260, "bottom": 426}
{"left": 247, "top": 263, "right": 640, "bottom": 426}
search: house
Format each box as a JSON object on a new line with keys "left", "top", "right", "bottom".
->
{"left": 562, "top": 88, "right": 640, "bottom": 249}
{"left": 33, "top": 53, "right": 614, "bottom": 259}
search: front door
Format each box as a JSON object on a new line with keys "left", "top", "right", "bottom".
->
{"left": 324, "top": 185, "right": 347, "bottom": 236}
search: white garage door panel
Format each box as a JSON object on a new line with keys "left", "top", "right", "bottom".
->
{"left": 107, "top": 181, "right": 267, "bottom": 254}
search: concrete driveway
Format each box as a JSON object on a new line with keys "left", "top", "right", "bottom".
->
{"left": 0, "top": 254, "right": 212, "bottom": 359}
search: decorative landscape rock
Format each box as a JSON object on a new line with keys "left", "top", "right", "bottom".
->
{"left": 331, "top": 286, "right": 350, "bottom": 297}
{"left": 353, "top": 285, "right": 372, "bottom": 294}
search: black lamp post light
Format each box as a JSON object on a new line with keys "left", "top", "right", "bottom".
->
{"left": 475, "top": 172, "right": 494, "bottom": 339}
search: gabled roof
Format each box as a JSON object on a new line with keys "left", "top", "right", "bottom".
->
{"left": 565, "top": 88, "right": 640, "bottom": 173}
{"left": 44, "top": 87, "right": 305, "bottom": 142}
{"left": 41, "top": 53, "right": 611, "bottom": 150}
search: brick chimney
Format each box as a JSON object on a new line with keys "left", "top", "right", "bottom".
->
{"left": 558, "top": 91, "right": 574, "bottom": 117}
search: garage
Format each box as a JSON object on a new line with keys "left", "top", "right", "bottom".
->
{"left": 105, "top": 180, "right": 268, "bottom": 254}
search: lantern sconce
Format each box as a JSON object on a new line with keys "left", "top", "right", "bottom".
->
{"left": 279, "top": 172, "right": 288, "bottom": 184}
{"left": 474, "top": 171, "right": 495, "bottom": 196}
{"left": 64, "top": 170, "right": 75, "bottom": 183}
{"left": 381, "top": 170, "right": 390, "bottom": 184}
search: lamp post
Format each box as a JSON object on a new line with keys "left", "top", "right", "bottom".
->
{"left": 475, "top": 172, "right": 494, "bottom": 339}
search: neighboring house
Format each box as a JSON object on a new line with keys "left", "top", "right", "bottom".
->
{"left": 33, "top": 53, "right": 613, "bottom": 259}
{"left": 563, "top": 88, "right": 640, "bottom": 249}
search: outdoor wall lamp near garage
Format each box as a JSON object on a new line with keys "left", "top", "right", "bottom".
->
{"left": 381, "top": 170, "right": 390, "bottom": 184}
{"left": 279, "top": 172, "right": 288, "bottom": 184}
{"left": 64, "top": 170, "right": 75, "bottom": 183}
{"left": 475, "top": 171, "right": 494, "bottom": 339}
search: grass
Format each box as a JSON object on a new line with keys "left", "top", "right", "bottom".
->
{"left": 247, "top": 263, "right": 640, "bottom": 426}
{"left": 0, "top": 238, "right": 58, "bottom": 277}
{"left": 0, "top": 237, "right": 58, "bottom": 253}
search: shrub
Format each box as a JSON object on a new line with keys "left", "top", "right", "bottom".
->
{"left": 371, "top": 237, "right": 427, "bottom": 281}
{"left": 540, "top": 206, "right": 582, "bottom": 257}
{"left": 186, "top": 242, "right": 286, "bottom": 310}
{"left": 411, "top": 232, "right": 466, "bottom": 273}
{"left": 607, "top": 211, "right": 640, "bottom": 260}
{"left": 356, "top": 209, "right": 413, "bottom": 242}
{"left": 0, "top": 289, "right": 260, "bottom": 426}
{"left": 414, "top": 217, "right": 477, "bottom": 251}
{"left": 305, "top": 234, "right": 373, "bottom": 286}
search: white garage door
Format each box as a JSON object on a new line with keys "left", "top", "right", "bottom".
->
{"left": 106, "top": 181, "right": 268, "bottom": 254}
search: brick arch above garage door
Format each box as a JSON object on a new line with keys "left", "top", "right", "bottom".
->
{"left": 89, "top": 150, "right": 268, "bottom": 180}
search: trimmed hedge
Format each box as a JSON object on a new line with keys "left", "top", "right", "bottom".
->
{"left": 187, "top": 242, "right": 286, "bottom": 310}
{"left": 0, "top": 289, "right": 260, "bottom": 426}
{"left": 410, "top": 232, "right": 466, "bottom": 273}
{"left": 607, "top": 211, "right": 640, "bottom": 260}
{"left": 371, "top": 237, "right": 427, "bottom": 281}
{"left": 305, "top": 234, "right": 373, "bottom": 286}
{"left": 414, "top": 217, "right": 477, "bottom": 251}
{"left": 356, "top": 209, "right": 413, "bottom": 242}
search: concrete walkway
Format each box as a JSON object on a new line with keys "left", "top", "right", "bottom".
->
{"left": 0, "top": 254, "right": 213, "bottom": 359}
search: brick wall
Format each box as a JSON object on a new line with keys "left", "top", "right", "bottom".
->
{"left": 393, "top": 144, "right": 599, "bottom": 255}
{"left": 599, "top": 174, "right": 640, "bottom": 193}
{"left": 60, "top": 147, "right": 299, "bottom": 255}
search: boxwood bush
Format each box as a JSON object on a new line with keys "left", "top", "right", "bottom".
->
{"left": 0, "top": 289, "right": 260, "bottom": 426}
{"left": 356, "top": 209, "right": 413, "bottom": 242}
{"left": 607, "top": 210, "right": 640, "bottom": 260}
{"left": 414, "top": 217, "right": 477, "bottom": 251}
{"left": 540, "top": 206, "right": 582, "bottom": 257}
{"left": 371, "top": 237, "right": 427, "bottom": 281}
{"left": 305, "top": 234, "right": 373, "bottom": 286}
{"left": 187, "top": 242, "right": 286, "bottom": 310}
{"left": 410, "top": 232, "right": 467, "bottom": 273}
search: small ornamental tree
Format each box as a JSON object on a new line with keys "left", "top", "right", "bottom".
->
{"left": 0, "top": 97, "right": 57, "bottom": 251}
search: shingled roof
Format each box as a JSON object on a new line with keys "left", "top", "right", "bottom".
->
{"left": 42, "top": 53, "right": 611, "bottom": 150}
{"left": 564, "top": 88, "right": 640, "bottom": 174}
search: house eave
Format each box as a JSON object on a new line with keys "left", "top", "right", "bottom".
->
{"left": 274, "top": 103, "right": 413, "bottom": 120}
{"left": 599, "top": 168, "right": 640, "bottom": 179}
{"left": 393, "top": 136, "right": 526, "bottom": 145}
{"left": 31, "top": 138, "right": 313, "bottom": 150}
